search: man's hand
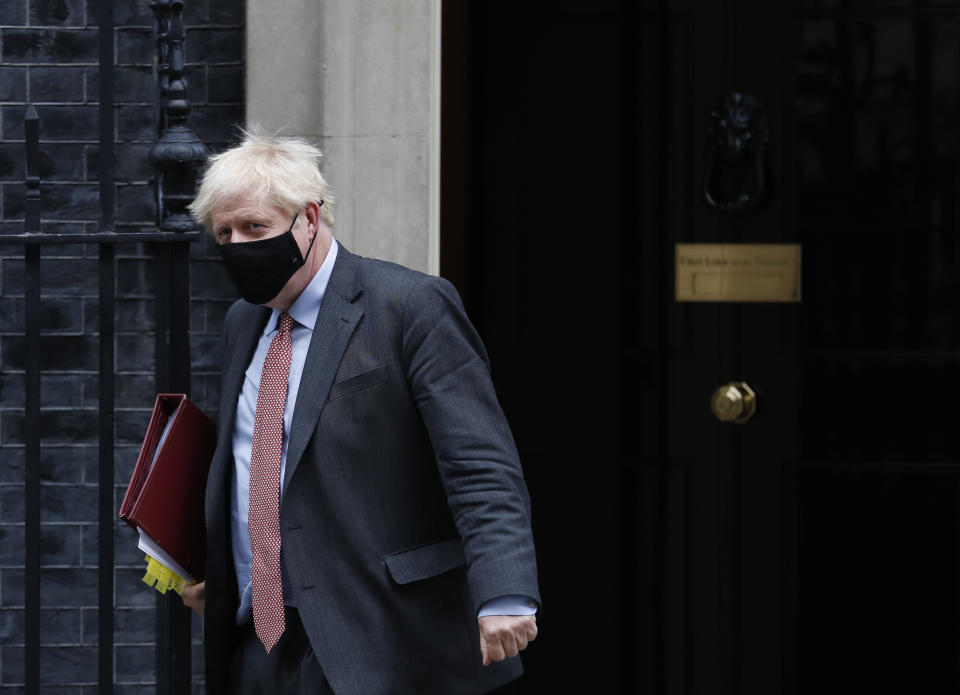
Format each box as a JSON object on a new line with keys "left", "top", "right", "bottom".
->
{"left": 181, "top": 580, "right": 205, "bottom": 615}
{"left": 478, "top": 614, "right": 537, "bottom": 666}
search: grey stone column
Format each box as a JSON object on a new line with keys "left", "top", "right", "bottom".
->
{"left": 246, "top": 0, "right": 441, "bottom": 274}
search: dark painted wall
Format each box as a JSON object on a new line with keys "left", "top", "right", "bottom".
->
{"left": 0, "top": 1, "right": 243, "bottom": 691}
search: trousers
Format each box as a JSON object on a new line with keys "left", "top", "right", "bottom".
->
{"left": 229, "top": 606, "right": 334, "bottom": 694}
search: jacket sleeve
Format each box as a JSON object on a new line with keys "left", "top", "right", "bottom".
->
{"left": 401, "top": 274, "right": 540, "bottom": 614}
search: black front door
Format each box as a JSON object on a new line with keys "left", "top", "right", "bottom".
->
{"left": 664, "top": 2, "right": 960, "bottom": 692}
{"left": 448, "top": 1, "right": 960, "bottom": 692}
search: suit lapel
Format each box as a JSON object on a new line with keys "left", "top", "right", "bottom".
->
{"left": 208, "top": 302, "right": 269, "bottom": 505}
{"left": 283, "top": 248, "right": 364, "bottom": 498}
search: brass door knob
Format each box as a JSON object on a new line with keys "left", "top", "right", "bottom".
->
{"left": 711, "top": 381, "right": 757, "bottom": 423}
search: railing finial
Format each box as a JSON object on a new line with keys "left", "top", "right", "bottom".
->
{"left": 24, "top": 106, "right": 41, "bottom": 233}
{"left": 150, "top": 0, "right": 207, "bottom": 232}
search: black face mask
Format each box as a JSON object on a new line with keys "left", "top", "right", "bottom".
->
{"left": 218, "top": 211, "right": 318, "bottom": 305}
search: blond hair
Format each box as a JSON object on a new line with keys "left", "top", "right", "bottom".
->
{"left": 188, "top": 128, "right": 335, "bottom": 233}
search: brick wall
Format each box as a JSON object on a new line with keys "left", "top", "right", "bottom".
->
{"left": 0, "top": 1, "right": 243, "bottom": 692}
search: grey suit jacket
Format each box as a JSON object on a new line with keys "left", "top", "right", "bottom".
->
{"left": 203, "top": 246, "right": 540, "bottom": 694}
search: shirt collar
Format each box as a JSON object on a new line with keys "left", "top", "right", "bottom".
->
{"left": 263, "top": 237, "right": 339, "bottom": 335}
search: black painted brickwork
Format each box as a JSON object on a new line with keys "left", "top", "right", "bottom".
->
{"left": 0, "top": 0, "right": 244, "bottom": 691}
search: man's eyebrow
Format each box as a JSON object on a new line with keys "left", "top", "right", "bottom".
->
{"left": 214, "top": 213, "right": 268, "bottom": 226}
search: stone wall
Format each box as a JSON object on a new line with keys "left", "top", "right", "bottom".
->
{"left": 246, "top": 0, "right": 441, "bottom": 275}
{"left": 0, "top": 1, "right": 243, "bottom": 691}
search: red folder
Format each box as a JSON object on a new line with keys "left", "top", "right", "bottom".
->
{"left": 119, "top": 394, "right": 216, "bottom": 581}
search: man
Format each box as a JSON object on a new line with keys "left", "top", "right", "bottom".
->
{"left": 181, "top": 132, "right": 540, "bottom": 694}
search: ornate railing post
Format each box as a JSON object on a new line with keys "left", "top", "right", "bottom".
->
{"left": 151, "top": 0, "right": 207, "bottom": 232}
{"left": 150, "top": 2, "right": 204, "bottom": 694}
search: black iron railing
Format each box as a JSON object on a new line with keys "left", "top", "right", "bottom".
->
{"left": 14, "top": 1, "right": 206, "bottom": 693}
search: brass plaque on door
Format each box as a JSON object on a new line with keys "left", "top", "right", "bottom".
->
{"left": 675, "top": 243, "right": 801, "bottom": 302}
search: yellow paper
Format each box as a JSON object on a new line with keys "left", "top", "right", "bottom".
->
{"left": 141, "top": 555, "right": 186, "bottom": 595}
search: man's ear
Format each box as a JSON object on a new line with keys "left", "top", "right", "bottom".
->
{"left": 303, "top": 199, "right": 322, "bottom": 237}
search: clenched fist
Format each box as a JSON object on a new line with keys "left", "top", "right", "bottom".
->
{"left": 478, "top": 614, "right": 538, "bottom": 666}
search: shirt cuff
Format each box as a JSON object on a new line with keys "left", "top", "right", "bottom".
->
{"left": 477, "top": 595, "right": 539, "bottom": 618}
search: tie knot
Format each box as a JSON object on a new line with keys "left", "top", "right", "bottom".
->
{"left": 277, "top": 311, "right": 294, "bottom": 336}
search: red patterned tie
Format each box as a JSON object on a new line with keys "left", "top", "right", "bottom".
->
{"left": 249, "top": 311, "right": 294, "bottom": 652}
